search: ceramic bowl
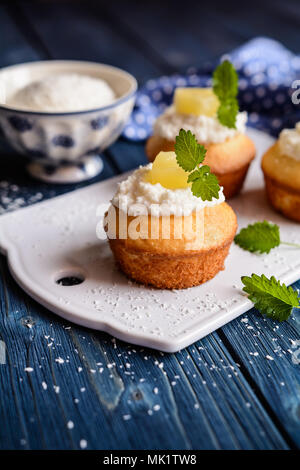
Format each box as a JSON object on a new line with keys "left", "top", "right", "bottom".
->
{"left": 0, "top": 60, "right": 137, "bottom": 183}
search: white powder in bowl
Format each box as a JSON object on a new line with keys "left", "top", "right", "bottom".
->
{"left": 6, "top": 73, "right": 116, "bottom": 112}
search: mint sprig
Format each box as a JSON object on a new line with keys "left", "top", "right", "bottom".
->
{"left": 235, "top": 221, "right": 300, "bottom": 254}
{"left": 217, "top": 97, "right": 239, "bottom": 129}
{"left": 213, "top": 60, "right": 239, "bottom": 129}
{"left": 242, "top": 274, "right": 300, "bottom": 322}
{"left": 174, "top": 129, "right": 220, "bottom": 201}
{"left": 188, "top": 166, "right": 220, "bottom": 201}
{"left": 175, "top": 129, "right": 206, "bottom": 171}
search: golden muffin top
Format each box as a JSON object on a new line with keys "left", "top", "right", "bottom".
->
{"left": 262, "top": 142, "right": 300, "bottom": 191}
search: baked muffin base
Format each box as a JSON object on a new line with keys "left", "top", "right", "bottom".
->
{"left": 109, "top": 238, "right": 233, "bottom": 289}
{"left": 106, "top": 203, "right": 237, "bottom": 289}
{"left": 145, "top": 134, "right": 255, "bottom": 199}
{"left": 263, "top": 174, "right": 300, "bottom": 223}
{"left": 214, "top": 163, "right": 251, "bottom": 199}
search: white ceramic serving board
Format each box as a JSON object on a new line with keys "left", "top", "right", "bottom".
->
{"left": 0, "top": 129, "right": 300, "bottom": 352}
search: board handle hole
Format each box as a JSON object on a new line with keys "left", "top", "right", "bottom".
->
{"left": 56, "top": 272, "right": 85, "bottom": 286}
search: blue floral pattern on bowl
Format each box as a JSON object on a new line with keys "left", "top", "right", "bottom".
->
{"left": 0, "top": 103, "right": 134, "bottom": 163}
{"left": 9, "top": 115, "right": 32, "bottom": 132}
{"left": 90, "top": 115, "right": 109, "bottom": 130}
{"left": 52, "top": 135, "right": 75, "bottom": 148}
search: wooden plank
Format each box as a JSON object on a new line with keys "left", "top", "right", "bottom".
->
{"left": 209, "top": 0, "right": 300, "bottom": 53}
{"left": 0, "top": 256, "right": 289, "bottom": 449}
{"left": 18, "top": 1, "right": 164, "bottom": 83}
{"left": 103, "top": 0, "right": 300, "bottom": 71}
{"left": 101, "top": 0, "right": 242, "bottom": 71}
{"left": 0, "top": 6, "right": 41, "bottom": 66}
{"left": 106, "top": 140, "right": 148, "bottom": 174}
{"left": 219, "top": 280, "right": 300, "bottom": 448}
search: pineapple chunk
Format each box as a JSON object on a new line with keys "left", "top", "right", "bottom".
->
{"left": 145, "top": 151, "right": 190, "bottom": 189}
{"left": 174, "top": 87, "right": 219, "bottom": 117}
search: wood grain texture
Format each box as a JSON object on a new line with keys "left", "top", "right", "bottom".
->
{"left": 0, "top": 0, "right": 299, "bottom": 450}
{"left": 219, "top": 291, "right": 300, "bottom": 447}
{"left": 91, "top": 0, "right": 300, "bottom": 71}
{"left": 17, "top": 1, "right": 163, "bottom": 81}
{"left": 0, "top": 256, "right": 290, "bottom": 449}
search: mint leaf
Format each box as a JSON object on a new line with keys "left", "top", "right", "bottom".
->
{"left": 213, "top": 60, "right": 239, "bottom": 129}
{"left": 217, "top": 98, "right": 239, "bottom": 129}
{"left": 241, "top": 274, "right": 300, "bottom": 321}
{"left": 188, "top": 166, "right": 220, "bottom": 201}
{"left": 174, "top": 129, "right": 220, "bottom": 201}
{"left": 235, "top": 221, "right": 281, "bottom": 254}
{"left": 213, "top": 60, "right": 238, "bottom": 100}
{"left": 174, "top": 129, "right": 206, "bottom": 172}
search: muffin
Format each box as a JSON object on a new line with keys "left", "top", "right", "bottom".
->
{"left": 105, "top": 151, "right": 237, "bottom": 289}
{"left": 261, "top": 122, "right": 300, "bottom": 222}
{"left": 146, "top": 87, "right": 256, "bottom": 199}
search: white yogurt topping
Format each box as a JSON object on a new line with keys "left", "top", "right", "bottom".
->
{"left": 6, "top": 73, "right": 116, "bottom": 112}
{"left": 112, "top": 164, "right": 225, "bottom": 217}
{"left": 278, "top": 122, "right": 300, "bottom": 161}
{"left": 153, "top": 105, "right": 247, "bottom": 144}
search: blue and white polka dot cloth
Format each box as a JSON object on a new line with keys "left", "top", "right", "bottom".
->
{"left": 123, "top": 37, "right": 300, "bottom": 141}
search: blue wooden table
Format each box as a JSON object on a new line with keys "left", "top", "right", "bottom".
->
{"left": 0, "top": 0, "right": 299, "bottom": 450}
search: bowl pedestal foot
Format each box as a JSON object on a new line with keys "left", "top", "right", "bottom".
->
{"left": 27, "top": 154, "right": 104, "bottom": 184}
